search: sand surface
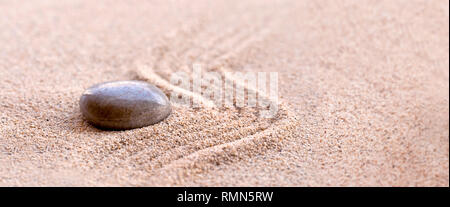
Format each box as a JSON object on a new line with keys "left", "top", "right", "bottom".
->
{"left": 0, "top": 0, "right": 448, "bottom": 186}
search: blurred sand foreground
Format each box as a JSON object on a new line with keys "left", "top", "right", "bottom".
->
{"left": 0, "top": 0, "right": 448, "bottom": 186}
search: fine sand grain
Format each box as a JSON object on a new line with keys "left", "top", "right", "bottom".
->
{"left": 0, "top": 0, "right": 448, "bottom": 186}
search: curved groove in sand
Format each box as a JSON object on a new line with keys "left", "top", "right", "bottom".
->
{"left": 151, "top": 114, "right": 295, "bottom": 185}
{"left": 119, "top": 14, "right": 296, "bottom": 180}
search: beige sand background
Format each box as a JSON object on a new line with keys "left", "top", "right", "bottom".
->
{"left": 0, "top": 0, "right": 448, "bottom": 186}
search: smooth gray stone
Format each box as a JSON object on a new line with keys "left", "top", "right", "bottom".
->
{"left": 79, "top": 80, "right": 171, "bottom": 130}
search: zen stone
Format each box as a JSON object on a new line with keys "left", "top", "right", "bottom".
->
{"left": 79, "top": 80, "right": 171, "bottom": 130}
